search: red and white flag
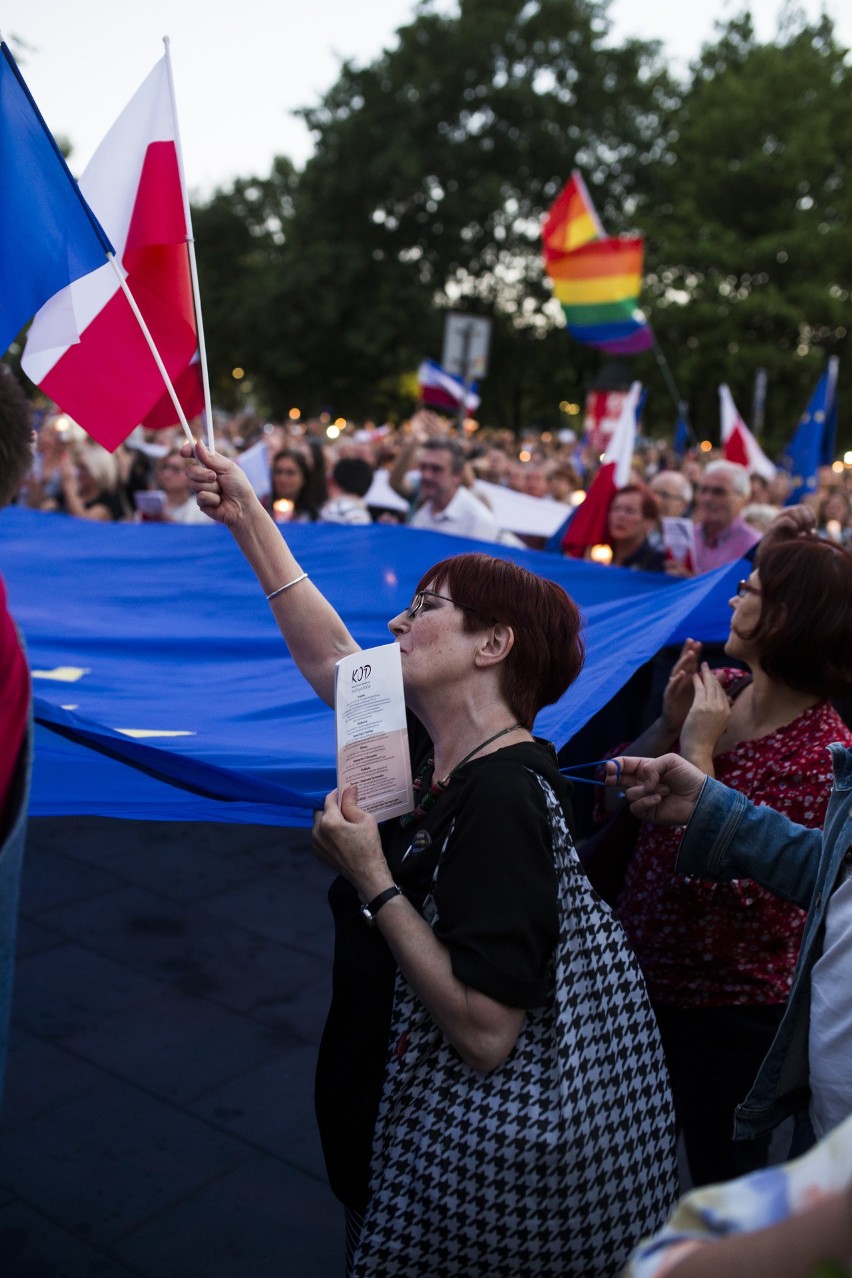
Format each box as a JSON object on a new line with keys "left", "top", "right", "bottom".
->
{"left": 719, "top": 384, "right": 776, "bottom": 480}
{"left": 21, "top": 55, "right": 203, "bottom": 451}
{"left": 562, "top": 381, "right": 641, "bottom": 558}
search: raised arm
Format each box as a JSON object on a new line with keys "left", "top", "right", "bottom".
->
{"left": 607, "top": 753, "right": 823, "bottom": 908}
{"left": 182, "top": 439, "right": 360, "bottom": 707}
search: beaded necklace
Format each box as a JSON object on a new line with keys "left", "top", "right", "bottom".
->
{"left": 399, "top": 723, "right": 523, "bottom": 828}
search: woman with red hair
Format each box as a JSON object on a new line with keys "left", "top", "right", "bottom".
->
{"left": 183, "top": 439, "right": 677, "bottom": 1278}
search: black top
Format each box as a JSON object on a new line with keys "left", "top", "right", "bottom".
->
{"left": 314, "top": 712, "right": 573, "bottom": 1212}
{"left": 84, "top": 489, "right": 128, "bottom": 521}
{"left": 618, "top": 539, "right": 666, "bottom": 573}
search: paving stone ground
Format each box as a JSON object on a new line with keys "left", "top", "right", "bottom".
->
{"left": 0, "top": 817, "right": 342, "bottom": 1277}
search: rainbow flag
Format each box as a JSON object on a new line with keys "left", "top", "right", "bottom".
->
{"left": 542, "top": 171, "right": 653, "bottom": 356}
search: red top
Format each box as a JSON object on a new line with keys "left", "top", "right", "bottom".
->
{"left": 0, "top": 576, "right": 29, "bottom": 833}
{"left": 617, "top": 669, "right": 852, "bottom": 1007}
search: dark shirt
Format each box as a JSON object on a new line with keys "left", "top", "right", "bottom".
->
{"left": 314, "top": 712, "right": 572, "bottom": 1211}
{"left": 617, "top": 539, "right": 666, "bottom": 573}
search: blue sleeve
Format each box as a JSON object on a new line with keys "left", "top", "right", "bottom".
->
{"left": 676, "top": 776, "right": 822, "bottom": 909}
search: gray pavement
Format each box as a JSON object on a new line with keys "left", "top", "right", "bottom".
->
{"left": 0, "top": 816, "right": 342, "bottom": 1277}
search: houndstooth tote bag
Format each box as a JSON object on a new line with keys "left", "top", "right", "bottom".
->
{"left": 352, "top": 772, "right": 677, "bottom": 1278}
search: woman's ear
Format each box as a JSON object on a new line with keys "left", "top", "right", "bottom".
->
{"left": 474, "top": 623, "right": 515, "bottom": 668}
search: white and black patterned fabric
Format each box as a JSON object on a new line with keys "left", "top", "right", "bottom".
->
{"left": 352, "top": 772, "right": 678, "bottom": 1277}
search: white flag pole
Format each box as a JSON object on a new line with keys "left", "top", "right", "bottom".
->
{"left": 105, "top": 254, "right": 196, "bottom": 450}
{"left": 163, "top": 36, "right": 215, "bottom": 452}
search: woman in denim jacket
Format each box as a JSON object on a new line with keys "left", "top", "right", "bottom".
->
{"left": 610, "top": 742, "right": 852, "bottom": 1156}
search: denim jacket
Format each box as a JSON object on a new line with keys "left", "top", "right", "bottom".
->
{"left": 676, "top": 742, "right": 852, "bottom": 1143}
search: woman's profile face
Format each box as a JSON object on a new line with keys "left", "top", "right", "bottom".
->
{"left": 388, "top": 582, "right": 478, "bottom": 694}
{"left": 725, "top": 569, "right": 762, "bottom": 661}
{"left": 273, "top": 458, "right": 305, "bottom": 501}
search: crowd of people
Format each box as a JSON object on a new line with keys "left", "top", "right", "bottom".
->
{"left": 6, "top": 385, "right": 852, "bottom": 1275}
{"left": 16, "top": 403, "right": 852, "bottom": 564}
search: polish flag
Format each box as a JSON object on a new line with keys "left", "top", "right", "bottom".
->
{"left": 719, "top": 384, "right": 776, "bottom": 480}
{"left": 562, "top": 381, "right": 641, "bottom": 558}
{"left": 21, "top": 56, "right": 203, "bottom": 451}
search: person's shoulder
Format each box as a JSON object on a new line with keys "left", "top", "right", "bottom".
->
{"left": 461, "top": 741, "right": 562, "bottom": 801}
{"left": 731, "top": 518, "right": 762, "bottom": 548}
{"left": 809, "top": 700, "right": 852, "bottom": 745}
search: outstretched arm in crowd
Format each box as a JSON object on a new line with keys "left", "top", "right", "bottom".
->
{"left": 605, "top": 753, "right": 707, "bottom": 825}
{"left": 181, "top": 439, "right": 359, "bottom": 707}
{"left": 599, "top": 638, "right": 702, "bottom": 812}
{"left": 387, "top": 409, "right": 446, "bottom": 501}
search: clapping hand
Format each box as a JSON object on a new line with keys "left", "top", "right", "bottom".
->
{"left": 661, "top": 638, "right": 703, "bottom": 735}
{"left": 679, "top": 664, "right": 731, "bottom": 775}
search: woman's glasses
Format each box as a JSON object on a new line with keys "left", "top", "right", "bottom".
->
{"left": 735, "top": 579, "right": 761, "bottom": 597}
{"left": 405, "top": 591, "right": 475, "bottom": 619}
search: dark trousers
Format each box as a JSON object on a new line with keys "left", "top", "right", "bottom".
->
{"left": 653, "top": 1001, "right": 786, "bottom": 1187}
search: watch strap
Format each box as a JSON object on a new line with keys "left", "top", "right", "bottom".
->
{"left": 361, "top": 884, "right": 402, "bottom": 927}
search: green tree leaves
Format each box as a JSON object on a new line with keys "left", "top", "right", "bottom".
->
{"left": 192, "top": 4, "right": 851, "bottom": 452}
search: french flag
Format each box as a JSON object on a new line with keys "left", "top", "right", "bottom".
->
{"left": 719, "top": 384, "right": 776, "bottom": 480}
{"left": 21, "top": 55, "right": 203, "bottom": 451}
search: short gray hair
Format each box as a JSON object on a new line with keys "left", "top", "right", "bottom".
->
{"left": 704, "top": 459, "right": 750, "bottom": 499}
{"left": 651, "top": 471, "right": 693, "bottom": 504}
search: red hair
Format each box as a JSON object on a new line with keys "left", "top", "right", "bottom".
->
{"left": 417, "top": 553, "right": 584, "bottom": 728}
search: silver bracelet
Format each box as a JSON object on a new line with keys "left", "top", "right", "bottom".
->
{"left": 266, "top": 572, "right": 308, "bottom": 602}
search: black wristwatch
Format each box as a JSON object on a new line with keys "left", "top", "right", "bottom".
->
{"left": 360, "top": 884, "right": 402, "bottom": 927}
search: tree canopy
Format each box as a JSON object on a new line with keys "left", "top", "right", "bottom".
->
{"left": 638, "top": 13, "right": 852, "bottom": 445}
{"left": 193, "top": 1, "right": 852, "bottom": 451}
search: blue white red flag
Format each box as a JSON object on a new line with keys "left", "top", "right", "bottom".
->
{"left": 417, "top": 359, "right": 480, "bottom": 413}
{"left": 0, "top": 41, "right": 112, "bottom": 357}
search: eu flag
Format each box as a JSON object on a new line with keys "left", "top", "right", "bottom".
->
{"left": 0, "top": 42, "right": 113, "bottom": 355}
{"left": 780, "top": 358, "right": 839, "bottom": 505}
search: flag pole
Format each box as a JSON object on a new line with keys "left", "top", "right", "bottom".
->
{"left": 105, "top": 254, "right": 196, "bottom": 450}
{"left": 162, "top": 36, "right": 215, "bottom": 452}
{"left": 651, "top": 335, "right": 699, "bottom": 447}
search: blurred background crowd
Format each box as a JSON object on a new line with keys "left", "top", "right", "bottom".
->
{"left": 16, "top": 403, "right": 852, "bottom": 564}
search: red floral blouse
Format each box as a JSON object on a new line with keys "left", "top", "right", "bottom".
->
{"left": 616, "top": 669, "right": 852, "bottom": 1007}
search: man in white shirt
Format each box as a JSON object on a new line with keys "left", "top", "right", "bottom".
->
{"left": 408, "top": 438, "right": 501, "bottom": 543}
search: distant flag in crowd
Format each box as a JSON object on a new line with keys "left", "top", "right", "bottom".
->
{"left": 719, "top": 384, "right": 776, "bottom": 480}
{"left": 673, "top": 404, "right": 691, "bottom": 458}
{"left": 417, "top": 359, "right": 480, "bottom": 413}
{"left": 559, "top": 381, "right": 642, "bottom": 558}
{"left": 21, "top": 54, "right": 204, "bottom": 451}
{"left": 0, "top": 41, "right": 113, "bottom": 357}
{"left": 780, "top": 357, "right": 839, "bottom": 504}
{"left": 542, "top": 172, "right": 654, "bottom": 357}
